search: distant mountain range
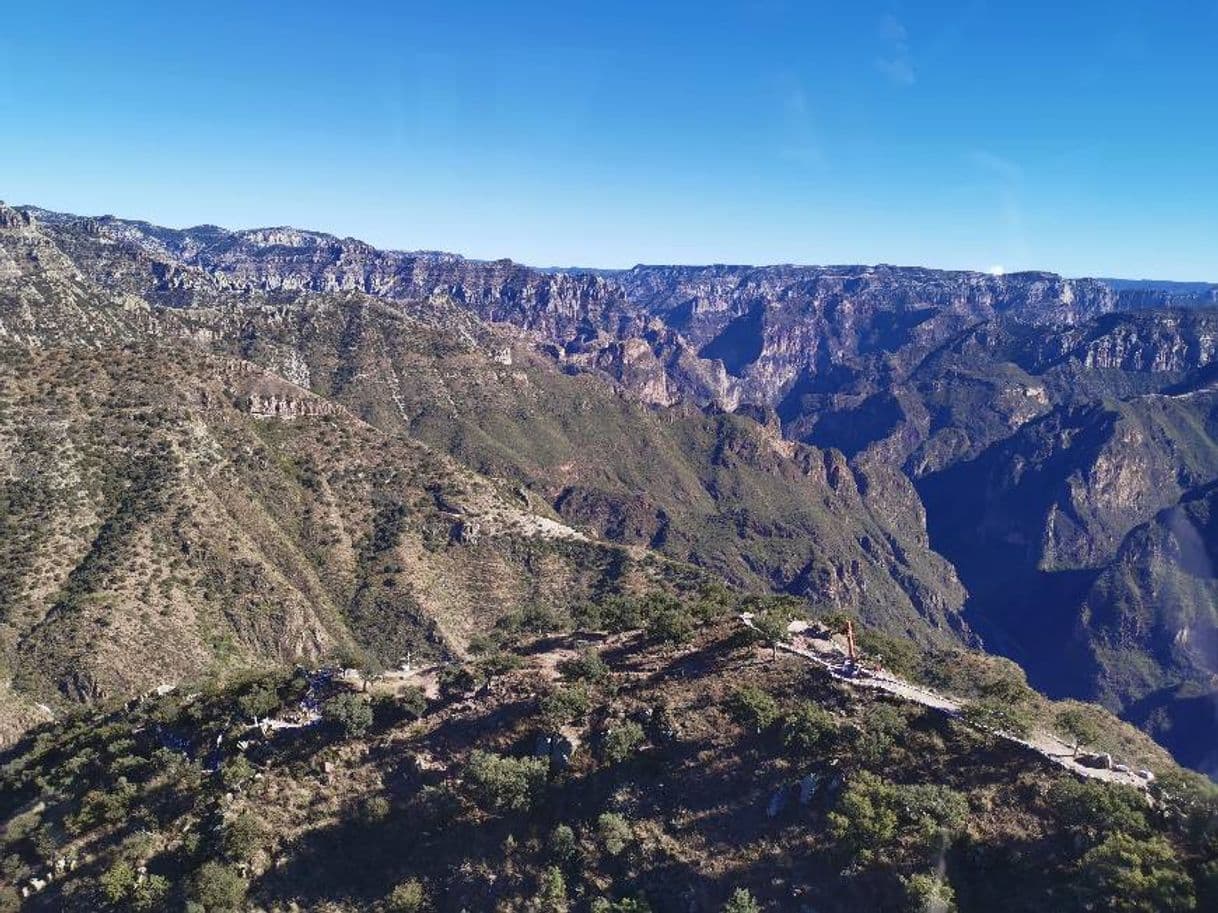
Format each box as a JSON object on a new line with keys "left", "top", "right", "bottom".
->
{"left": 3, "top": 200, "right": 1217, "bottom": 775}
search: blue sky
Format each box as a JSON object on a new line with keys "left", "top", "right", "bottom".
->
{"left": 2, "top": 1, "right": 1215, "bottom": 278}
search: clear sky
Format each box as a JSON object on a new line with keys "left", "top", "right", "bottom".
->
{"left": 2, "top": 1, "right": 1215, "bottom": 278}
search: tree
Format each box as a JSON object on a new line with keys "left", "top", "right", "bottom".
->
{"left": 539, "top": 686, "right": 591, "bottom": 730}
{"left": 530, "top": 866, "right": 569, "bottom": 913}
{"left": 322, "top": 692, "right": 373, "bottom": 737}
{"left": 189, "top": 862, "right": 246, "bottom": 913}
{"left": 603, "top": 720, "right": 646, "bottom": 764}
{"left": 726, "top": 686, "right": 780, "bottom": 733}
{"left": 903, "top": 873, "right": 957, "bottom": 913}
{"left": 646, "top": 605, "right": 695, "bottom": 644}
{"left": 548, "top": 823, "right": 578, "bottom": 863}
{"left": 1049, "top": 779, "right": 1149, "bottom": 843}
{"left": 386, "top": 878, "right": 428, "bottom": 913}
{"left": 438, "top": 665, "right": 479, "bottom": 698}
{"left": 464, "top": 750, "right": 549, "bottom": 813}
{"left": 722, "top": 887, "right": 761, "bottom": 913}
{"left": 598, "top": 812, "right": 633, "bottom": 856}
{"left": 100, "top": 860, "right": 137, "bottom": 906}
{"left": 1076, "top": 833, "right": 1196, "bottom": 913}
{"left": 558, "top": 649, "right": 608, "bottom": 682}
{"left": 1057, "top": 706, "right": 1102, "bottom": 758}
{"left": 750, "top": 612, "right": 791, "bottom": 660}
{"left": 781, "top": 703, "right": 838, "bottom": 755}
{"left": 852, "top": 703, "right": 908, "bottom": 765}
{"left": 222, "top": 811, "right": 266, "bottom": 862}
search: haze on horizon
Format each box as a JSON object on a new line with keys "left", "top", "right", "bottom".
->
{"left": 2, "top": 0, "right": 1215, "bottom": 281}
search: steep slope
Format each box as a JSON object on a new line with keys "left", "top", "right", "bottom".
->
{"left": 1081, "top": 484, "right": 1218, "bottom": 773}
{"left": 2, "top": 604, "right": 1211, "bottom": 913}
{"left": 0, "top": 343, "right": 673, "bottom": 745}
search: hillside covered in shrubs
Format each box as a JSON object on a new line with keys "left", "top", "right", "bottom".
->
{"left": 2, "top": 590, "right": 1216, "bottom": 913}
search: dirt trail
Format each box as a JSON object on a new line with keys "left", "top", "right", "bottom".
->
{"left": 740, "top": 615, "right": 1151, "bottom": 790}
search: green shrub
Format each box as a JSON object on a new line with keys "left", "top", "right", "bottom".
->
{"left": 602, "top": 721, "right": 646, "bottom": 764}
{"left": 100, "top": 860, "right": 137, "bottom": 905}
{"left": 1049, "top": 779, "right": 1149, "bottom": 843}
{"left": 438, "top": 665, "right": 479, "bottom": 698}
{"left": 828, "top": 772, "right": 968, "bottom": 863}
{"left": 189, "top": 861, "right": 246, "bottom": 912}
{"left": 131, "top": 874, "right": 169, "bottom": 912}
{"left": 548, "top": 824, "right": 578, "bottom": 863}
{"left": 539, "top": 686, "right": 591, "bottom": 730}
{"left": 464, "top": 750, "right": 548, "bottom": 813}
{"left": 398, "top": 686, "right": 428, "bottom": 719}
{"left": 531, "top": 865, "right": 568, "bottom": 913}
{"left": 218, "top": 755, "right": 255, "bottom": 789}
{"left": 558, "top": 649, "right": 608, "bottom": 682}
{"left": 1076, "top": 833, "right": 1195, "bottom": 913}
{"left": 478, "top": 651, "right": 524, "bottom": 680}
{"left": 599, "top": 596, "right": 645, "bottom": 633}
{"left": 725, "top": 685, "right": 780, "bottom": 733}
{"left": 852, "top": 703, "right": 908, "bottom": 766}
{"left": 322, "top": 692, "right": 373, "bottom": 738}
{"left": 903, "top": 873, "right": 957, "bottom": 913}
{"left": 646, "top": 605, "right": 695, "bottom": 644}
{"left": 722, "top": 887, "right": 761, "bottom": 913}
{"left": 386, "top": 878, "right": 428, "bottom": 913}
{"left": 781, "top": 703, "right": 838, "bottom": 755}
{"left": 598, "top": 812, "right": 633, "bottom": 856}
{"left": 235, "top": 681, "right": 281, "bottom": 720}
{"left": 222, "top": 811, "right": 266, "bottom": 862}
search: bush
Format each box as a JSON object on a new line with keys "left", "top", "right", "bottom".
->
{"left": 1049, "top": 779, "right": 1149, "bottom": 843}
{"left": 548, "top": 823, "right": 578, "bottom": 863}
{"left": 131, "top": 874, "right": 169, "bottom": 912}
{"left": 646, "top": 605, "right": 695, "bottom": 644}
{"left": 398, "top": 685, "right": 428, "bottom": 719}
{"left": 387, "top": 878, "right": 428, "bottom": 913}
{"left": 722, "top": 887, "right": 761, "bottom": 913}
{"left": 591, "top": 898, "right": 652, "bottom": 913}
{"left": 218, "top": 754, "right": 255, "bottom": 789}
{"left": 464, "top": 750, "right": 549, "bottom": 813}
{"left": 852, "top": 703, "right": 908, "bottom": 765}
{"left": 599, "top": 596, "right": 645, "bottom": 633}
{"left": 558, "top": 649, "right": 608, "bottom": 682}
{"left": 903, "top": 873, "right": 957, "bottom": 913}
{"left": 235, "top": 681, "right": 281, "bottom": 720}
{"left": 100, "top": 860, "right": 137, "bottom": 906}
{"left": 322, "top": 692, "right": 373, "bottom": 738}
{"left": 478, "top": 651, "right": 524, "bottom": 680}
{"left": 539, "top": 686, "right": 591, "bottom": 730}
{"left": 1076, "top": 833, "right": 1195, "bottom": 913}
{"left": 531, "top": 866, "right": 569, "bottom": 913}
{"left": 961, "top": 700, "right": 1032, "bottom": 738}
{"left": 725, "top": 686, "right": 780, "bottom": 733}
{"left": 602, "top": 721, "right": 646, "bottom": 764}
{"left": 189, "top": 861, "right": 246, "bottom": 912}
{"left": 598, "top": 812, "right": 633, "bottom": 856}
{"left": 438, "top": 665, "right": 479, "bottom": 698}
{"left": 781, "top": 703, "right": 838, "bottom": 755}
{"left": 828, "top": 772, "right": 968, "bottom": 863}
{"left": 222, "top": 811, "right": 266, "bottom": 862}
